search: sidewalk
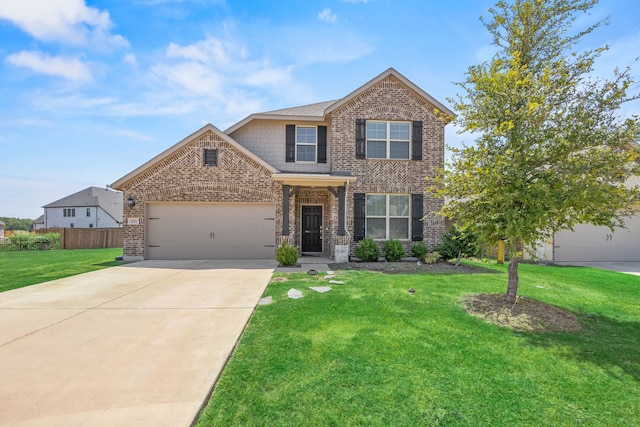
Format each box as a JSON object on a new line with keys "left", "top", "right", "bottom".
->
{"left": 274, "top": 256, "right": 334, "bottom": 273}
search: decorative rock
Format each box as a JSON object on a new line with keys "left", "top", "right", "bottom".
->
{"left": 258, "top": 296, "right": 272, "bottom": 305}
{"left": 307, "top": 269, "right": 318, "bottom": 275}
{"left": 309, "top": 286, "right": 332, "bottom": 293}
{"left": 329, "top": 280, "right": 345, "bottom": 285}
{"left": 287, "top": 288, "right": 303, "bottom": 299}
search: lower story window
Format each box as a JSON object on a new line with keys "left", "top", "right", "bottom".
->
{"left": 366, "top": 194, "right": 410, "bottom": 239}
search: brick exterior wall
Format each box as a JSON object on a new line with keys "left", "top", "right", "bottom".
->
{"left": 119, "top": 130, "right": 281, "bottom": 259}
{"left": 330, "top": 75, "right": 446, "bottom": 254}
{"left": 117, "top": 72, "right": 447, "bottom": 261}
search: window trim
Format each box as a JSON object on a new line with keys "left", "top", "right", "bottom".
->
{"left": 365, "top": 193, "right": 411, "bottom": 240}
{"left": 295, "top": 126, "right": 318, "bottom": 163}
{"left": 366, "top": 120, "right": 411, "bottom": 160}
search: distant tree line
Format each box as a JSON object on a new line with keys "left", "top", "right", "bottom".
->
{"left": 0, "top": 217, "right": 34, "bottom": 231}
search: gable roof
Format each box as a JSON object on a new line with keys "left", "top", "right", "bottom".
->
{"left": 325, "top": 67, "right": 455, "bottom": 119}
{"left": 226, "top": 68, "right": 455, "bottom": 134}
{"left": 43, "top": 186, "right": 123, "bottom": 223}
{"left": 111, "top": 123, "right": 278, "bottom": 190}
{"left": 225, "top": 100, "right": 336, "bottom": 134}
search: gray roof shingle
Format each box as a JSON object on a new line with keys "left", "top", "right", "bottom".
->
{"left": 43, "top": 187, "right": 123, "bottom": 222}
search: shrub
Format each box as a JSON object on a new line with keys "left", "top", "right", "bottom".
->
{"left": 354, "top": 238, "right": 381, "bottom": 262}
{"left": 424, "top": 251, "right": 441, "bottom": 264}
{"left": 410, "top": 241, "right": 428, "bottom": 259}
{"left": 2, "top": 232, "right": 60, "bottom": 252}
{"left": 384, "top": 239, "right": 406, "bottom": 262}
{"left": 435, "top": 226, "right": 479, "bottom": 266}
{"left": 275, "top": 241, "right": 299, "bottom": 266}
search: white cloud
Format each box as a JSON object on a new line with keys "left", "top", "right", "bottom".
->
{"left": 0, "top": 0, "right": 128, "bottom": 49}
{"left": 166, "top": 37, "right": 240, "bottom": 64}
{"left": 123, "top": 53, "right": 138, "bottom": 66}
{"left": 152, "top": 62, "right": 224, "bottom": 97}
{"left": 6, "top": 51, "right": 93, "bottom": 82}
{"left": 318, "top": 8, "right": 337, "bottom": 24}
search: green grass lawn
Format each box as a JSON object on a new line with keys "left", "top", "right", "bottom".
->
{"left": 196, "top": 262, "right": 640, "bottom": 426}
{"left": 0, "top": 248, "right": 124, "bottom": 293}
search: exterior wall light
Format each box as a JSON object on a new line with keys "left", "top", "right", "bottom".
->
{"left": 126, "top": 195, "right": 136, "bottom": 208}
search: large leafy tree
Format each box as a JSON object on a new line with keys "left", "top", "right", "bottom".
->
{"left": 432, "top": 0, "right": 640, "bottom": 302}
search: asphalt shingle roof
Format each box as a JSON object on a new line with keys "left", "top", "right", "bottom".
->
{"left": 43, "top": 187, "right": 123, "bottom": 222}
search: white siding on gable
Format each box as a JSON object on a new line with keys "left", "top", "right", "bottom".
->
{"left": 230, "top": 119, "right": 331, "bottom": 173}
{"left": 45, "top": 207, "right": 121, "bottom": 228}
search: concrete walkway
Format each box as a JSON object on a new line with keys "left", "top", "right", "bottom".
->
{"left": 274, "top": 256, "right": 333, "bottom": 273}
{"left": 0, "top": 259, "right": 276, "bottom": 427}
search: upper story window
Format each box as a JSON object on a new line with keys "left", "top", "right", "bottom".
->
{"left": 296, "top": 127, "right": 317, "bottom": 162}
{"left": 366, "top": 121, "right": 410, "bottom": 159}
{"left": 63, "top": 208, "right": 76, "bottom": 218}
{"left": 86, "top": 208, "right": 91, "bottom": 217}
{"left": 286, "top": 124, "right": 327, "bottom": 164}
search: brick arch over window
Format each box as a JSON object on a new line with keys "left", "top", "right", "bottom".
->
{"left": 362, "top": 105, "right": 419, "bottom": 121}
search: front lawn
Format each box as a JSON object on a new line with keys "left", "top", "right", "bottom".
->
{"left": 196, "top": 262, "right": 640, "bottom": 426}
{"left": 0, "top": 248, "right": 124, "bottom": 293}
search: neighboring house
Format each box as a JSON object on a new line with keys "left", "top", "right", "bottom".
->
{"left": 0, "top": 220, "right": 4, "bottom": 240}
{"left": 42, "top": 187, "right": 123, "bottom": 229}
{"left": 32, "top": 215, "right": 45, "bottom": 231}
{"left": 112, "top": 68, "right": 454, "bottom": 261}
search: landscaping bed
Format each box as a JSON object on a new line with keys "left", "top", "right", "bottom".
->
{"left": 328, "top": 260, "right": 491, "bottom": 274}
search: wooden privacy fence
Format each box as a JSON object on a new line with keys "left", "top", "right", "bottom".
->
{"left": 38, "top": 228, "right": 123, "bottom": 249}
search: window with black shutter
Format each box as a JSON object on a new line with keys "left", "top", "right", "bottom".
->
{"left": 412, "top": 121, "right": 423, "bottom": 161}
{"left": 411, "top": 193, "right": 424, "bottom": 241}
{"left": 354, "top": 193, "right": 366, "bottom": 241}
{"left": 317, "top": 125, "right": 327, "bottom": 163}
{"left": 355, "top": 119, "right": 366, "bottom": 159}
{"left": 285, "top": 124, "right": 296, "bottom": 162}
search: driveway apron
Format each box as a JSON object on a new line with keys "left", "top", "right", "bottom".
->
{"left": 0, "top": 259, "right": 276, "bottom": 427}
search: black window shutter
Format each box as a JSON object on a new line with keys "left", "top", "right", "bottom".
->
{"left": 317, "top": 126, "right": 327, "bottom": 163}
{"left": 412, "top": 120, "right": 423, "bottom": 161}
{"left": 355, "top": 119, "right": 366, "bottom": 159}
{"left": 411, "top": 193, "right": 424, "bottom": 241}
{"left": 354, "top": 193, "right": 366, "bottom": 241}
{"left": 286, "top": 124, "right": 296, "bottom": 162}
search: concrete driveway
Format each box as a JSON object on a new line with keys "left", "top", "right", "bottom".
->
{"left": 0, "top": 259, "right": 276, "bottom": 427}
{"left": 555, "top": 261, "right": 640, "bottom": 276}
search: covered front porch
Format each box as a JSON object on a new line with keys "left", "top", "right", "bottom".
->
{"left": 273, "top": 173, "right": 356, "bottom": 262}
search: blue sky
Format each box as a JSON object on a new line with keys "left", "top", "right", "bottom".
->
{"left": 0, "top": 0, "right": 638, "bottom": 219}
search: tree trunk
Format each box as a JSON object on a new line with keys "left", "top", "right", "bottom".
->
{"left": 506, "top": 255, "right": 519, "bottom": 304}
{"left": 455, "top": 250, "right": 462, "bottom": 266}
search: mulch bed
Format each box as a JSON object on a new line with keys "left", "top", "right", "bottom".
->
{"left": 327, "top": 260, "right": 492, "bottom": 274}
{"left": 463, "top": 293, "right": 582, "bottom": 332}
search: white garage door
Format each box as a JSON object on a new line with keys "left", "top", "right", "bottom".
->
{"left": 554, "top": 214, "right": 640, "bottom": 262}
{"left": 146, "top": 203, "right": 276, "bottom": 260}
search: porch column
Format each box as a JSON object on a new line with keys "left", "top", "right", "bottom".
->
{"left": 281, "top": 184, "right": 300, "bottom": 236}
{"left": 328, "top": 186, "right": 346, "bottom": 236}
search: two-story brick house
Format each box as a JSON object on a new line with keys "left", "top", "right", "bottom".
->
{"left": 111, "top": 68, "right": 454, "bottom": 261}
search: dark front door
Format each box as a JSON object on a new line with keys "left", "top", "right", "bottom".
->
{"left": 302, "top": 205, "right": 322, "bottom": 252}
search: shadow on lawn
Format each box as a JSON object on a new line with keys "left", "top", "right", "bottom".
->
{"left": 524, "top": 314, "right": 640, "bottom": 382}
